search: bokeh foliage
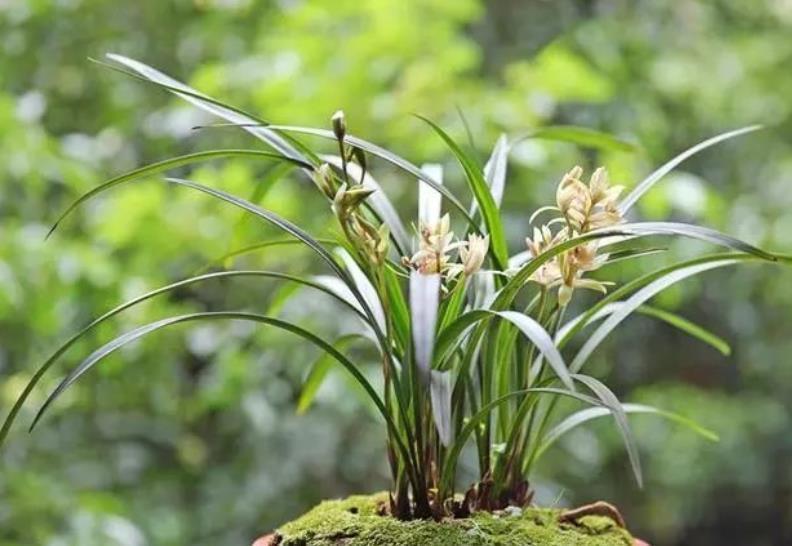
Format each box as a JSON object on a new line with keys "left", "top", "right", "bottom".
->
{"left": 1, "top": 1, "right": 791, "bottom": 545}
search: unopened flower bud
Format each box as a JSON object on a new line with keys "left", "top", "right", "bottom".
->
{"left": 331, "top": 110, "right": 347, "bottom": 142}
{"left": 558, "top": 284, "right": 574, "bottom": 306}
{"left": 312, "top": 163, "right": 336, "bottom": 199}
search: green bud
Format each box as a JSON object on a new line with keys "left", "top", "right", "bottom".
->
{"left": 312, "top": 163, "right": 336, "bottom": 199}
{"left": 340, "top": 185, "right": 375, "bottom": 209}
{"left": 331, "top": 110, "right": 346, "bottom": 142}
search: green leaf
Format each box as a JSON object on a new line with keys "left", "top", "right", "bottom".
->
{"left": 495, "top": 311, "right": 574, "bottom": 392}
{"left": 104, "top": 54, "right": 310, "bottom": 162}
{"left": 417, "top": 115, "right": 509, "bottom": 269}
{"left": 440, "top": 386, "right": 601, "bottom": 494}
{"left": 164, "top": 177, "right": 385, "bottom": 342}
{"left": 297, "top": 334, "right": 363, "bottom": 415}
{"left": 536, "top": 402, "right": 719, "bottom": 460}
{"left": 383, "top": 266, "right": 410, "bottom": 349}
{"left": 438, "top": 277, "right": 468, "bottom": 332}
{"left": 570, "top": 258, "right": 740, "bottom": 372}
{"left": 558, "top": 303, "right": 731, "bottom": 357}
{"left": 572, "top": 374, "right": 642, "bottom": 488}
{"left": 198, "top": 238, "right": 336, "bottom": 274}
{"left": 515, "top": 125, "right": 638, "bottom": 153}
{"left": 612, "top": 222, "right": 777, "bottom": 260}
{"left": 619, "top": 125, "right": 762, "bottom": 214}
{"left": 47, "top": 150, "right": 310, "bottom": 238}
{"left": 29, "top": 312, "right": 385, "bottom": 431}
{"left": 636, "top": 305, "right": 731, "bottom": 356}
{"left": 0, "top": 270, "right": 365, "bottom": 448}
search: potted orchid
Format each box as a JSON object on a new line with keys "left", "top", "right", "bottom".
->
{"left": 2, "top": 54, "right": 789, "bottom": 545}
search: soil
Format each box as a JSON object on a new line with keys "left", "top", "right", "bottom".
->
{"left": 256, "top": 492, "right": 636, "bottom": 545}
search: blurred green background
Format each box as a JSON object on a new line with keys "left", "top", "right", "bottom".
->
{"left": 2, "top": 1, "right": 791, "bottom": 544}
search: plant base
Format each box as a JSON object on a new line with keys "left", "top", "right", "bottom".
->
{"left": 260, "top": 492, "right": 635, "bottom": 545}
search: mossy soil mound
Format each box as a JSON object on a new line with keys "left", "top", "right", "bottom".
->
{"left": 274, "top": 493, "right": 634, "bottom": 545}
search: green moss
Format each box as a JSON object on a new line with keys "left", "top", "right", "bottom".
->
{"left": 277, "top": 493, "right": 634, "bottom": 545}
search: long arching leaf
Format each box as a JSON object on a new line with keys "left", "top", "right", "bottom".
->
{"left": 536, "top": 403, "right": 719, "bottom": 461}
{"left": 46, "top": 150, "right": 309, "bottom": 238}
{"left": 557, "top": 303, "right": 731, "bottom": 357}
{"left": 570, "top": 259, "right": 739, "bottom": 372}
{"left": 198, "top": 238, "right": 336, "bottom": 274}
{"left": 612, "top": 222, "right": 776, "bottom": 260}
{"left": 104, "top": 54, "right": 308, "bottom": 162}
{"left": 618, "top": 125, "right": 762, "bottom": 214}
{"left": 297, "top": 334, "right": 364, "bottom": 415}
{"left": 163, "top": 177, "right": 385, "bottom": 342}
{"left": 0, "top": 270, "right": 365, "bottom": 447}
{"left": 572, "top": 374, "right": 642, "bottom": 487}
{"left": 418, "top": 115, "right": 508, "bottom": 269}
{"left": 513, "top": 125, "right": 638, "bottom": 153}
{"left": 496, "top": 311, "right": 573, "bottom": 391}
{"left": 30, "top": 312, "right": 385, "bottom": 431}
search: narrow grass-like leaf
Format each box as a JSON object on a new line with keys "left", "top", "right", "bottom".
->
{"left": 536, "top": 403, "right": 719, "bottom": 460}
{"left": 297, "top": 334, "right": 362, "bottom": 415}
{"left": 383, "top": 267, "right": 410, "bottom": 349}
{"left": 410, "top": 272, "right": 441, "bottom": 383}
{"left": 440, "top": 386, "right": 602, "bottom": 494}
{"left": 570, "top": 259, "right": 739, "bottom": 373}
{"left": 105, "top": 54, "right": 308, "bottom": 162}
{"left": 572, "top": 374, "right": 642, "bottom": 487}
{"left": 417, "top": 115, "right": 508, "bottom": 268}
{"left": 336, "top": 249, "right": 386, "bottom": 333}
{"left": 164, "top": 178, "right": 385, "bottom": 342}
{"left": 198, "top": 238, "right": 336, "bottom": 274}
{"left": 636, "top": 305, "right": 731, "bottom": 356}
{"left": 30, "top": 312, "right": 387, "bottom": 430}
{"left": 619, "top": 125, "right": 762, "bottom": 214}
{"left": 557, "top": 303, "right": 731, "bottom": 356}
{"left": 47, "top": 150, "right": 309, "bottom": 238}
{"left": 514, "top": 125, "right": 638, "bottom": 153}
{"left": 0, "top": 270, "right": 353, "bottom": 447}
{"left": 495, "top": 311, "right": 573, "bottom": 391}
{"left": 612, "top": 222, "right": 776, "bottom": 260}
{"left": 430, "top": 370, "right": 453, "bottom": 446}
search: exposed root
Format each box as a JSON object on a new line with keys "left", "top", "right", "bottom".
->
{"left": 557, "top": 501, "right": 626, "bottom": 528}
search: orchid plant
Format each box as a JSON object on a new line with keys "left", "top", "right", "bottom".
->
{"left": 2, "top": 54, "right": 790, "bottom": 521}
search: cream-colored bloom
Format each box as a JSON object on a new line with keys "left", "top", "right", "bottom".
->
{"left": 449, "top": 233, "right": 489, "bottom": 277}
{"left": 556, "top": 166, "right": 591, "bottom": 231}
{"left": 525, "top": 225, "right": 564, "bottom": 287}
{"left": 554, "top": 166, "right": 624, "bottom": 233}
{"left": 526, "top": 165, "right": 625, "bottom": 305}
{"left": 408, "top": 214, "right": 458, "bottom": 275}
{"left": 588, "top": 167, "right": 624, "bottom": 208}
